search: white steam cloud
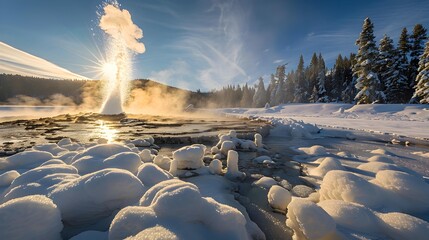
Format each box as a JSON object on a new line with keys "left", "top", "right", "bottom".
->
{"left": 0, "top": 42, "right": 88, "bottom": 80}
{"left": 99, "top": 4, "right": 146, "bottom": 53}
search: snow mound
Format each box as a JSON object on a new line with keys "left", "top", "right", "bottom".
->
{"left": 372, "top": 170, "right": 429, "bottom": 213}
{"left": 220, "top": 140, "right": 236, "bottom": 155}
{"left": 109, "top": 179, "right": 251, "bottom": 240}
{"left": 319, "top": 170, "right": 382, "bottom": 208}
{"left": 139, "top": 149, "right": 155, "bottom": 163}
{"left": 267, "top": 185, "right": 291, "bottom": 212}
{"left": 32, "top": 143, "right": 68, "bottom": 156}
{"left": 253, "top": 176, "right": 277, "bottom": 189}
{"left": 153, "top": 155, "right": 171, "bottom": 171}
{"left": 0, "top": 170, "right": 20, "bottom": 187}
{"left": 377, "top": 212, "right": 429, "bottom": 240}
{"left": 71, "top": 144, "right": 139, "bottom": 174}
{"left": 298, "top": 145, "right": 327, "bottom": 155}
{"left": 136, "top": 163, "right": 173, "bottom": 188}
{"left": 173, "top": 144, "right": 206, "bottom": 169}
{"left": 49, "top": 168, "right": 145, "bottom": 225}
{"left": 0, "top": 150, "right": 54, "bottom": 171}
{"left": 286, "top": 198, "right": 337, "bottom": 240}
{"left": 367, "top": 155, "right": 394, "bottom": 163}
{"left": 309, "top": 157, "right": 344, "bottom": 177}
{"left": 270, "top": 118, "right": 320, "bottom": 139}
{"left": 0, "top": 195, "right": 63, "bottom": 240}
{"left": 318, "top": 200, "right": 381, "bottom": 236}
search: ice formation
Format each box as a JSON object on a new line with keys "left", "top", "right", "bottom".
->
{"left": 225, "top": 150, "right": 245, "bottom": 180}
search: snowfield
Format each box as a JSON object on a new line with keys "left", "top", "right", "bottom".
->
{"left": 1, "top": 104, "right": 429, "bottom": 239}
{"left": 217, "top": 103, "right": 429, "bottom": 139}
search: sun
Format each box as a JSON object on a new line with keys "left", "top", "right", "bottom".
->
{"left": 102, "top": 62, "right": 118, "bottom": 79}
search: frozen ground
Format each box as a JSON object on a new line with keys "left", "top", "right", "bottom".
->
{"left": 217, "top": 103, "right": 429, "bottom": 140}
{"left": 1, "top": 104, "right": 429, "bottom": 239}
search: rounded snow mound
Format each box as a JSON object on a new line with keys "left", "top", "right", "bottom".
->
{"left": 267, "top": 185, "right": 291, "bottom": 212}
{"left": 309, "top": 157, "right": 344, "bottom": 177}
{"left": 0, "top": 150, "right": 54, "bottom": 171}
{"left": 50, "top": 168, "right": 146, "bottom": 225}
{"left": 71, "top": 144, "right": 140, "bottom": 174}
{"left": 298, "top": 145, "right": 327, "bottom": 155}
{"left": 0, "top": 195, "right": 63, "bottom": 240}
{"left": 110, "top": 179, "right": 250, "bottom": 240}
{"left": 286, "top": 198, "right": 337, "bottom": 240}
{"left": 0, "top": 170, "right": 20, "bottom": 187}
{"left": 136, "top": 163, "right": 173, "bottom": 188}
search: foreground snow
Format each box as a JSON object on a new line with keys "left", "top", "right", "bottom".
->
{"left": 1, "top": 112, "right": 429, "bottom": 239}
{"left": 217, "top": 103, "right": 429, "bottom": 139}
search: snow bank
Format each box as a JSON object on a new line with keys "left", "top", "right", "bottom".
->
{"left": 0, "top": 150, "right": 54, "bottom": 171}
{"left": 286, "top": 198, "right": 337, "bottom": 240}
{"left": 270, "top": 118, "right": 320, "bottom": 139}
{"left": 0, "top": 195, "right": 63, "bottom": 240}
{"left": 267, "top": 185, "right": 291, "bottom": 212}
{"left": 173, "top": 144, "right": 206, "bottom": 169}
{"left": 136, "top": 163, "right": 173, "bottom": 188}
{"left": 109, "top": 179, "right": 251, "bottom": 240}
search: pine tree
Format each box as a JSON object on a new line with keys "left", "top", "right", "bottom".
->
{"left": 309, "top": 86, "right": 318, "bottom": 103}
{"left": 308, "top": 53, "right": 319, "bottom": 95}
{"left": 284, "top": 70, "right": 296, "bottom": 103}
{"left": 267, "top": 73, "right": 276, "bottom": 105}
{"left": 240, "top": 84, "right": 253, "bottom": 107}
{"left": 412, "top": 39, "right": 429, "bottom": 103}
{"left": 353, "top": 18, "right": 383, "bottom": 104}
{"left": 294, "top": 55, "right": 306, "bottom": 102}
{"left": 316, "top": 54, "right": 328, "bottom": 102}
{"left": 342, "top": 53, "right": 356, "bottom": 103}
{"left": 410, "top": 24, "right": 428, "bottom": 99}
{"left": 253, "top": 77, "right": 267, "bottom": 107}
{"left": 331, "top": 54, "right": 345, "bottom": 101}
{"left": 377, "top": 35, "right": 408, "bottom": 103}
{"left": 272, "top": 64, "right": 287, "bottom": 105}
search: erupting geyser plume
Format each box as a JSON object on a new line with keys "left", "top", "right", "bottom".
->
{"left": 99, "top": 1, "right": 145, "bottom": 115}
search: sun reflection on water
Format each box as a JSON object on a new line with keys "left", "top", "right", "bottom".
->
{"left": 97, "top": 120, "right": 118, "bottom": 143}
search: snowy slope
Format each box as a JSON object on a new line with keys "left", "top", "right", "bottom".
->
{"left": 217, "top": 103, "right": 429, "bottom": 139}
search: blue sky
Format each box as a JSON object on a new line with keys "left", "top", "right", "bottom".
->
{"left": 1, "top": 0, "right": 429, "bottom": 90}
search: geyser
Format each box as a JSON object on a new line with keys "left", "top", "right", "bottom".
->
{"left": 99, "top": 1, "right": 145, "bottom": 115}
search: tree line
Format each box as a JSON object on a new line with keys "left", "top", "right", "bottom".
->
{"left": 212, "top": 18, "right": 429, "bottom": 107}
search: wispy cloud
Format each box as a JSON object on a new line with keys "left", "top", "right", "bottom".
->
{"left": 0, "top": 42, "right": 89, "bottom": 80}
{"left": 273, "top": 59, "right": 285, "bottom": 64}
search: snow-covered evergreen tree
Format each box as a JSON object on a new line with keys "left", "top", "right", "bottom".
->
{"left": 316, "top": 54, "right": 328, "bottom": 102}
{"left": 240, "top": 84, "right": 254, "bottom": 107}
{"left": 410, "top": 24, "right": 428, "bottom": 99}
{"left": 377, "top": 35, "right": 408, "bottom": 103}
{"left": 267, "top": 74, "right": 277, "bottom": 105}
{"left": 294, "top": 55, "right": 306, "bottom": 103}
{"left": 253, "top": 77, "right": 267, "bottom": 107}
{"left": 309, "top": 86, "right": 318, "bottom": 103}
{"left": 341, "top": 54, "right": 356, "bottom": 103}
{"left": 353, "top": 18, "right": 383, "bottom": 104}
{"left": 272, "top": 65, "right": 286, "bottom": 105}
{"left": 412, "top": 39, "right": 429, "bottom": 103}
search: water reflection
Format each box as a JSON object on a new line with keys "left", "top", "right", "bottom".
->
{"left": 97, "top": 120, "right": 118, "bottom": 143}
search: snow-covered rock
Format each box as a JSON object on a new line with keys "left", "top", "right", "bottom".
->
{"left": 211, "top": 146, "right": 220, "bottom": 154}
{"left": 209, "top": 159, "right": 223, "bottom": 175}
{"left": 367, "top": 155, "right": 394, "bottom": 163}
{"left": 136, "top": 163, "right": 173, "bottom": 188}
{"left": 254, "top": 133, "right": 263, "bottom": 148}
{"left": 220, "top": 140, "right": 235, "bottom": 155}
{"left": 173, "top": 144, "right": 206, "bottom": 169}
{"left": 153, "top": 155, "right": 171, "bottom": 171}
{"left": 139, "top": 149, "right": 155, "bottom": 163}
{"left": 0, "top": 195, "right": 63, "bottom": 240}
{"left": 291, "top": 185, "right": 315, "bottom": 198}
{"left": 252, "top": 155, "right": 272, "bottom": 164}
{"left": 377, "top": 212, "right": 429, "bottom": 240}
{"left": 253, "top": 176, "right": 277, "bottom": 189}
{"left": 298, "top": 145, "right": 327, "bottom": 155}
{"left": 109, "top": 179, "right": 251, "bottom": 240}
{"left": 267, "top": 185, "right": 291, "bottom": 212}
{"left": 32, "top": 143, "right": 68, "bottom": 156}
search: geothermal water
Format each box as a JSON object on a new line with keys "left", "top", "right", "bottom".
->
{"left": 99, "top": 1, "right": 145, "bottom": 115}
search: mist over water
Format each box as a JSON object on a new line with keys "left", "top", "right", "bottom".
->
{"left": 99, "top": 1, "right": 145, "bottom": 115}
